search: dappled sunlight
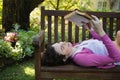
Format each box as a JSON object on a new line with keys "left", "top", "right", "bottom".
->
{"left": 24, "top": 66, "right": 35, "bottom": 76}
{"left": 30, "top": 7, "right": 40, "bottom": 30}
{"left": 0, "top": 59, "right": 35, "bottom": 80}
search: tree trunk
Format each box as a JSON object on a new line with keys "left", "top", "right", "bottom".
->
{"left": 2, "top": 0, "right": 44, "bottom": 32}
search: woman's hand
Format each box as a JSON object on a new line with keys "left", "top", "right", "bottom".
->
{"left": 81, "top": 21, "right": 94, "bottom": 31}
{"left": 90, "top": 15, "right": 106, "bottom": 37}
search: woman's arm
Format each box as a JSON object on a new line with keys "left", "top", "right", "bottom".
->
{"left": 73, "top": 51, "right": 115, "bottom": 69}
{"left": 89, "top": 30, "right": 102, "bottom": 40}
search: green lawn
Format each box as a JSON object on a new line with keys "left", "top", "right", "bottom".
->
{"left": 0, "top": 58, "right": 86, "bottom": 80}
{"left": 0, "top": 58, "right": 35, "bottom": 80}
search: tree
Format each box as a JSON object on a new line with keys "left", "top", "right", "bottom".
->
{"left": 40, "top": 0, "right": 93, "bottom": 10}
{"left": 2, "top": 0, "right": 44, "bottom": 32}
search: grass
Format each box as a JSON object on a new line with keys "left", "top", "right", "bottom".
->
{"left": 0, "top": 58, "right": 92, "bottom": 80}
{"left": 0, "top": 58, "right": 35, "bottom": 80}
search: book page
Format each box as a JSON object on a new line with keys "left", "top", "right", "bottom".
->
{"left": 65, "top": 13, "right": 90, "bottom": 27}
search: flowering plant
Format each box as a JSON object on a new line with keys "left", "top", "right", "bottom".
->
{"left": 0, "top": 30, "right": 36, "bottom": 60}
{"left": 4, "top": 32, "right": 18, "bottom": 47}
{"left": 4, "top": 32, "right": 18, "bottom": 42}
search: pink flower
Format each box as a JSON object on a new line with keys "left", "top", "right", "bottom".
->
{"left": 4, "top": 32, "right": 18, "bottom": 42}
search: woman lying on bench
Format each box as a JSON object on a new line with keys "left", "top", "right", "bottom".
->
{"left": 42, "top": 16, "right": 120, "bottom": 69}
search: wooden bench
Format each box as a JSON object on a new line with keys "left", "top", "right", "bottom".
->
{"left": 33, "top": 6, "right": 120, "bottom": 80}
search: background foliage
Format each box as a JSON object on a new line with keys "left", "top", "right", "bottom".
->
{"left": 40, "top": 0, "right": 93, "bottom": 10}
{"left": 0, "top": 0, "right": 2, "bottom": 29}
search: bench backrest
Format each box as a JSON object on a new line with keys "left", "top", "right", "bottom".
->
{"left": 41, "top": 6, "right": 120, "bottom": 46}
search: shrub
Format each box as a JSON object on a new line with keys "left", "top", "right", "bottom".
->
{"left": 0, "top": 29, "right": 37, "bottom": 61}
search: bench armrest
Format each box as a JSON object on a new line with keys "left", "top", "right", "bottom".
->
{"left": 33, "top": 30, "right": 44, "bottom": 48}
{"left": 32, "top": 30, "right": 44, "bottom": 79}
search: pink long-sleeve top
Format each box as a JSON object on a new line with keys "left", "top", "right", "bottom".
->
{"left": 71, "top": 31, "right": 120, "bottom": 69}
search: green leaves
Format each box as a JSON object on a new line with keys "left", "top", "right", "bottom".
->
{"left": 0, "top": 0, "right": 2, "bottom": 25}
{"left": 0, "top": 40, "right": 12, "bottom": 58}
{"left": 40, "top": 0, "right": 93, "bottom": 11}
{"left": 0, "top": 29, "right": 37, "bottom": 61}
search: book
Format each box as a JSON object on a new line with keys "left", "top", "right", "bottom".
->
{"left": 64, "top": 9, "right": 94, "bottom": 27}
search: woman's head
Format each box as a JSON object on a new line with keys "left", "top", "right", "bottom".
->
{"left": 41, "top": 42, "right": 73, "bottom": 66}
{"left": 52, "top": 42, "right": 73, "bottom": 56}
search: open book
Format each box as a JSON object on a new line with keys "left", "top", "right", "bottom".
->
{"left": 64, "top": 9, "right": 94, "bottom": 27}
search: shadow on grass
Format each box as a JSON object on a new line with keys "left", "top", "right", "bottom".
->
{"left": 0, "top": 58, "right": 35, "bottom": 80}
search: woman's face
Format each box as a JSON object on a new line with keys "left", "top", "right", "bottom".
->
{"left": 52, "top": 42, "right": 73, "bottom": 56}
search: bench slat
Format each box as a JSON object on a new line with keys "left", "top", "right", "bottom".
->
{"left": 103, "top": 17, "right": 107, "bottom": 32}
{"left": 109, "top": 18, "right": 114, "bottom": 40}
{"left": 54, "top": 16, "right": 58, "bottom": 43}
{"left": 48, "top": 16, "right": 52, "bottom": 45}
{"left": 116, "top": 18, "right": 120, "bottom": 32}
{"left": 41, "top": 65, "right": 120, "bottom": 72}
{"left": 61, "top": 16, "right": 65, "bottom": 41}
{"left": 75, "top": 25, "right": 79, "bottom": 43}
{"left": 68, "top": 21, "right": 72, "bottom": 42}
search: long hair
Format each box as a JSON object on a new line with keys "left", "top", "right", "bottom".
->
{"left": 41, "top": 45, "right": 66, "bottom": 66}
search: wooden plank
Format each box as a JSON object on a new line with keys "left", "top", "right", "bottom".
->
{"left": 82, "top": 27, "right": 86, "bottom": 40}
{"left": 116, "top": 18, "right": 120, "bottom": 31}
{"left": 75, "top": 25, "right": 79, "bottom": 43}
{"left": 41, "top": 71, "right": 120, "bottom": 80}
{"left": 61, "top": 16, "right": 65, "bottom": 41}
{"left": 41, "top": 6, "right": 45, "bottom": 30}
{"left": 109, "top": 18, "right": 114, "bottom": 40}
{"left": 103, "top": 17, "right": 107, "bottom": 32}
{"left": 68, "top": 21, "right": 72, "bottom": 42}
{"left": 54, "top": 16, "right": 58, "bottom": 43}
{"left": 48, "top": 16, "right": 52, "bottom": 44}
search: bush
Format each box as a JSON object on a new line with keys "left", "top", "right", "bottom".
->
{"left": 0, "top": 29, "right": 37, "bottom": 61}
